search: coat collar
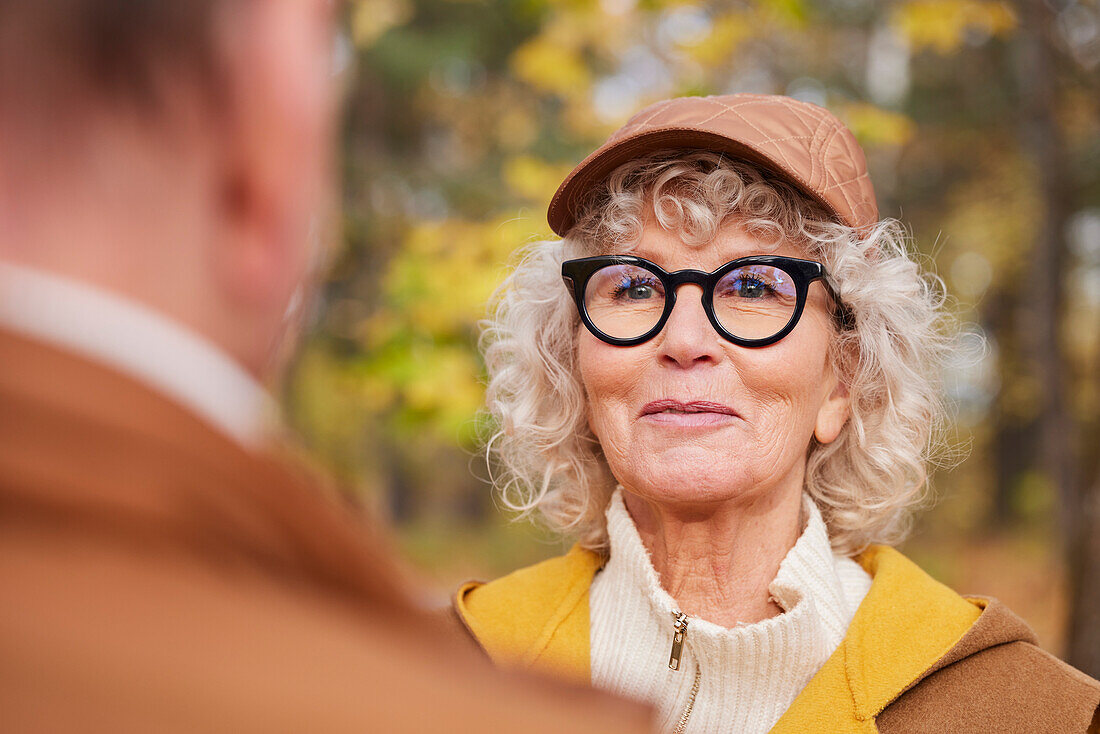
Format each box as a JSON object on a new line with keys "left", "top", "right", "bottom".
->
{"left": 0, "top": 261, "right": 276, "bottom": 447}
{"left": 455, "top": 542, "right": 1020, "bottom": 729}
{"left": 770, "top": 545, "right": 983, "bottom": 731}
{"left": 0, "top": 327, "right": 416, "bottom": 616}
{"left": 455, "top": 544, "right": 601, "bottom": 684}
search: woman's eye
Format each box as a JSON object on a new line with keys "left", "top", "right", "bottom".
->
{"left": 729, "top": 276, "right": 772, "bottom": 298}
{"left": 614, "top": 277, "right": 660, "bottom": 300}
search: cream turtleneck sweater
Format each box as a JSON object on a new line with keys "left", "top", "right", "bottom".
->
{"left": 589, "top": 489, "right": 872, "bottom": 734}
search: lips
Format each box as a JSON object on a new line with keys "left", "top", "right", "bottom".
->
{"left": 639, "top": 399, "right": 739, "bottom": 419}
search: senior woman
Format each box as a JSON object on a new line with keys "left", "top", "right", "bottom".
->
{"left": 453, "top": 95, "right": 1100, "bottom": 733}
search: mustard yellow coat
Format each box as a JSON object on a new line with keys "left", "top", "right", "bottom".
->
{"left": 455, "top": 545, "right": 1100, "bottom": 733}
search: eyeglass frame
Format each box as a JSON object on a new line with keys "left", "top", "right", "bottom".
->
{"left": 560, "top": 254, "right": 853, "bottom": 348}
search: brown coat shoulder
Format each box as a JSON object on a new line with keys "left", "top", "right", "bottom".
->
{"left": 878, "top": 600, "right": 1100, "bottom": 733}
{"left": 0, "top": 329, "right": 653, "bottom": 734}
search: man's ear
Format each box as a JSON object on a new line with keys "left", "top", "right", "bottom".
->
{"left": 214, "top": 166, "right": 299, "bottom": 310}
{"left": 210, "top": 0, "right": 334, "bottom": 314}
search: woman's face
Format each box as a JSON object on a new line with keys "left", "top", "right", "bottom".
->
{"left": 577, "top": 219, "right": 850, "bottom": 510}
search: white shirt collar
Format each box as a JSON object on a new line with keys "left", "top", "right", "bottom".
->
{"left": 0, "top": 260, "right": 277, "bottom": 448}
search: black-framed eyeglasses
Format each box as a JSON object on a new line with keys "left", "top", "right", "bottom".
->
{"left": 561, "top": 255, "right": 852, "bottom": 347}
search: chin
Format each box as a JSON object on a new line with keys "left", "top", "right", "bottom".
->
{"left": 619, "top": 459, "right": 761, "bottom": 507}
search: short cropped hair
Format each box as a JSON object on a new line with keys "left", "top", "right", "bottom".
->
{"left": 482, "top": 150, "right": 950, "bottom": 556}
{"left": 0, "top": 1, "right": 229, "bottom": 111}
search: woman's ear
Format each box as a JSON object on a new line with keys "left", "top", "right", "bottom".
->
{"left": 814, "top": 373, "right": 851, "bottom": 445}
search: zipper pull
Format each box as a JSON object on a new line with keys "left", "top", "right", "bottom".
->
{"left": 668, "top": 612, "right": 689, "bottom": 671}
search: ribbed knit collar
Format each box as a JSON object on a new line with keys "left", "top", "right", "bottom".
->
{"left": 589, "top": 488, "right": 871, "bottom": 733}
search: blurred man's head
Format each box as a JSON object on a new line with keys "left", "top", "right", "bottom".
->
{"left": 0, "top": 0, "right": 338, "bottom": 380}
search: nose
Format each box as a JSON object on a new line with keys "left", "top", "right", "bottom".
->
{"left": 656, "top": 284, "right": 724, "bottom": 369}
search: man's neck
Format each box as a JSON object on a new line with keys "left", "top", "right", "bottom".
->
{"left": 0, "top": 260, "right": 276, "bottom": 447}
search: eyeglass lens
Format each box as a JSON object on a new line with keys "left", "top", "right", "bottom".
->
{"left": 583, "top": 263, "right": 799, "bottom": 341}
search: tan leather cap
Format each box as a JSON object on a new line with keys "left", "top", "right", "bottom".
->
{"left": 548, "top": 93, "right": 879, "bottom": 236}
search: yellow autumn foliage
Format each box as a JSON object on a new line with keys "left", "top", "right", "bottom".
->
{"left": 683, "top": 12, "right": 754, "bottom": 66}
{"left": 842, "top": 103, "right": 917, "bottom": 148}
{"left": 893, "top": 0, "right": 1017, "bottom": 54}
{"left": 350, "top": 0, "right": 414, "bottom": 47}
{"left": 504, "top": 156, "right": 578, "bottom": 204}
{"left": 512, "top": 35, "right": 591, "bottom": 97}
{"left": 495, "top": 107, "right": 540, "bottom": 151}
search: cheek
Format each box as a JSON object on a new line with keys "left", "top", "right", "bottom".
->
{"left": 750, "top": 365, "right": 820, "bottom": 444}
{"left": 576, "top": 332, "right": 645, "bottom": 438}
{"left": 747, "top": 326, "right": 835, "bottom": 432}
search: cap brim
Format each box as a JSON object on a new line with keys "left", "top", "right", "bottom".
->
{"left": 547, "top": 127, "right": 843, "bottom": 237}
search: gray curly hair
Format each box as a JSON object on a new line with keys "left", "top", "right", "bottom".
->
{"left": 481, "top": 150, "right": 949, "bottom": 556}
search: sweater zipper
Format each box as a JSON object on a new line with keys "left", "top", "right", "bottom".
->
{"left": 669, "top": 611, "right": 700, "bottom": 734}
{"left": 668, "top": 611, "right": 689, "bottom": 670}
{"left": 673, "top": 664, "right": 701, "bottom": 734}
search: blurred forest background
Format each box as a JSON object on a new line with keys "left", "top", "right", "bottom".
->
{"left": 284, "top": 0, "right": 1100, "bottom": 674}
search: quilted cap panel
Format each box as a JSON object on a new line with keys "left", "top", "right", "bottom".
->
{"left": 547, "top": 94, "right": 879, "bottom": 236}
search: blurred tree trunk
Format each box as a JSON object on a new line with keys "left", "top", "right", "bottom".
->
{"left": 1070, "top": 462, "right": 1100, "bottom": 677}
{"left": 1066, "top": 306, "right": 1100, "bottom": 676}
{"left": 984, "top": 290, "right": 1036, "bottom": 526}
{"left": 1014, "top": 0, "right": 1099, "bottom": 677}
{"left": 990, "top": 416, "right": 1034, "bottom": 524}
{"left": 1015, "top": 0, "right": 1073, "bottom": 530}
{"left": 385, "top": 441, "right": 417, "bottom": 524}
